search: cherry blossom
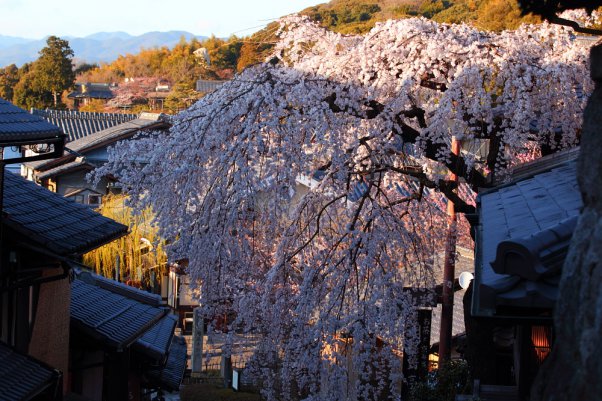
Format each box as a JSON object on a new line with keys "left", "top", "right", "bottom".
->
{"left": 95, "top": 16, "right": 591, "bottom": 400}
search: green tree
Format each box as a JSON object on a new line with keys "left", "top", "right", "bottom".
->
{"left": 34, "top": 36, "right": 75, "bottom": 106}
{"left": 0, "top": 64, "right": 19, "bottom": 101}
{"left": 210, "top": 36, "right": 243, "bottom": 70}
{"left": 164, "top": 83, "right": 201, "bottom": 113}
{"left": 73, "top": 62, "right": 99, "bottom": 76}
{"left": 12, "top": 70, "right": 53, "bottom": 109}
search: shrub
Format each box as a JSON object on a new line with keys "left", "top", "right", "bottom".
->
{"left": 409, "top": 359, "right": 472, "bottom": 401}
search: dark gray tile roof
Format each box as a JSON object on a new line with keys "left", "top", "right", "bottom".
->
{"left": 0, "top": 98, "right": 65, "bottom": 145}
{"left": 35, "top": 159, "right": 92, "bottom": 180}
{"left": 90, "top": 272, "right": 164, "bottom": 306}
{"left": 195, "top": 79, "right": 226, "bottom": 93}
{"left": 430, "top": 250, "right": 473, "bottom": 345}
{"left": 0, "top": 341, "right": 60, "bottom": 401}
{"left": 71, "top": 273, "right": 167, "bottom": 350}
{"left": 3, "top": 171, "right": 128, "bottom": 255}
{"left": 490, "top": 216, "right": 577, "bottom": 281}
{"left": 64, "top": 187, "right": 102, "bottom": 198}
{"left": 134, "top": 314, "right": 177, "bottom": 363}
{"left": 31, "top": 109, "right": 138, "bottom": 142}
{"left": 25, "top": 114, "right": 170, "bottom": 171}
{"left": 67, "top": 116, "right": 166, "bottom": 154}
{"left": 147, "top": 336, "right": 188, "bottom": 391}
{"left": 473, "top": 152, "right": 581, "bottom": 317}
{"left": 67, "top": 83, "right": 114, "bottom": 100}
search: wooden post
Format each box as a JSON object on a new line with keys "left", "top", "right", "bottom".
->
{"left": 104, "top": 349, "right": 130, "bottom": 401}
{"left": 438, "top": 136, "right": 460, "bottom": 363}
{"left": 402, "top": 308, "right": 433, "bottom": 398}
{"left": 191, "top": 307, "right": 204, "bottom": 377}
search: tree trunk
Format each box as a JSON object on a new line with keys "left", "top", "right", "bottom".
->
{"left": 531, "top": 42, "right": 602, "bottom": 401}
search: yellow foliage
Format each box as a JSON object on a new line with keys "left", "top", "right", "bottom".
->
{"left": 475, "top": 0, "right": 540, "bottom": 31}
{"left": 78, "top": 99, "right": 107, "bottom": 112}
{"left": 83, "top": 194, "right": 168, "bottom": 283}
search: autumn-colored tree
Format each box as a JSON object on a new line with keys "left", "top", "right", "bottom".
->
{"left": 0, "top": 64, "right": 19, "bottom": 101}
{"left": 237, "top": 23, "right": 280, "bottom": 71}
{"left": 79, "top": 98, "right": 107, "bottom": 113}
{"left": 475, "top": 0, "right": 540, "bottom": 31}
{"left": 77, "top": 62, "right": 123, "bottom": 84}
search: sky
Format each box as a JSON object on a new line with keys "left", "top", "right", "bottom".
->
{"left": 0, "top": 0, "right": 326, "bottom": 39}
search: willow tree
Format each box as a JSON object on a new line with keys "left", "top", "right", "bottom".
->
{"left": 95, "top": 15, "right": 591, "bottom": 401}
{"left": 83, "top": 195, "right": 167, "bottom": 287}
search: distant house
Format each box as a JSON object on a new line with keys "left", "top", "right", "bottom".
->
{"left": 166, "top": 260, "right": 200, "bottom": 333}
{"left": 22, "top": 112, "right": 171, "bottom": 206}
{"left": 147, "top": 91, "right": 172, "bottom": 110}
{"left": 193, "top": 47, "right": 210, "bottom": 65}
{"left": 195, "top": 79, "right": 226, "bottom": 94}
{"left": 465, "top": 148, "right": 580, "bottom": 400}
{"left": 147, "top": 81, "right": 172, "bottom": 111}
{"left": 68, "top": 83, "right": 115, "bottom": 109}
{"left": 155, "top": 79, "right": 171, "bottom": 92}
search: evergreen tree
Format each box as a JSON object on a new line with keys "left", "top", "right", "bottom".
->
{"left": 0, "top": 64, "right": 19, "bottom": 101}
{"left": 12, "top": 70, "right": 52, "bottom": 109}
{"left": 34, "top": 36, "right": 75, "bottom": 106}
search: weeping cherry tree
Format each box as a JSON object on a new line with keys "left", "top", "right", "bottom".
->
{"left": 94, "top": 15, "right": 592, "bottom": 401}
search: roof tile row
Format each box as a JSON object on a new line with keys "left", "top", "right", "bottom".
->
{"left": 4, "top": 171, "right": 128, "bottom": 255}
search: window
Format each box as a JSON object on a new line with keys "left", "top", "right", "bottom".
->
{"left": 88, "top": 195, "right": 101, "bottom": 206}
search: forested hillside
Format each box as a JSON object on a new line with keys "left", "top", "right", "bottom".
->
{"left": 76, "top": 0, "right": 545, "bottom": 81}
{"left": 299, "top": 0, "right": 541, "bottom": 34}
{"left": 0, "top": 0, "right": 577, "bottom": 113}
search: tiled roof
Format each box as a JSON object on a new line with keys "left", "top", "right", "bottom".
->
{"left": 0, "top": 341, "right": 60, "bottom": 401}
{"left": 67, "top": 83, "right": 114, "bottom": 100}
{"left": 0, "top": 98, "right": 65, "bottom": 146}
{"left": 71, "top": 273, "right": 167, "bottom": 350}
{"left": 147, "top": 336, "right": 188, "bottom": 391}
{"left": 31, "top": 109, "right": 138, "bottom": 142}
{"left": 35, "top": 159, "right": 93, "bottom": 180}
{"left": 25, "top": 114, "right": 170, "bottom": 172}
{"left": 134, "top": 314, "right": 177, "bottom": 363}
{"left": 195, "top": 79, "right": 226, "bottom": 93}
{"left": 67, "top": 115, "right": 166, "bottom": 154}
{"left": 64, "top": 187, "right": 102, "bottom": 198}
{"left": 473, "top": 151, "right": 581, "bottom": 317}
{"left": 70, "top": 271, "right": 186, "bottom": 390}
{"left": 3, "top": 171, "right": 128, "bottom": 255}
{"left": 430, "top": 250, "right": 474, "bottom": 345}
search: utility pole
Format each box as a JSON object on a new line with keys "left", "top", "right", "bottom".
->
{"left": 438, "top": 136, "right": 460, "bottom": 364}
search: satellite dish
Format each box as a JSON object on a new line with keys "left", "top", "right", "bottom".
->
{"left": 458, "top": 271, "right": 474, "bottom": 289}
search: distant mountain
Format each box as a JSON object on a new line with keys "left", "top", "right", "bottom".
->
{"left": 0, "top": 31, "right": 208, "bottom": 67}
{"left": 84, "top": 31, "right": 132, "bottom": 41}
{"left": 0, "top": 34, "right": 36, "bottom": 50}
